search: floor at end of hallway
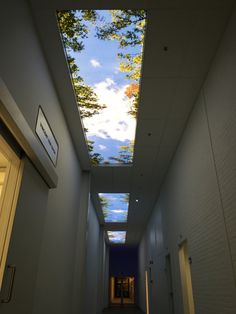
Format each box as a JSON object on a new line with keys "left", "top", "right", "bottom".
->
{"left": 102, "top": 305, "right": 145, "bottom": 314}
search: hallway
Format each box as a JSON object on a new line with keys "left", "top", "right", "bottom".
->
{"left": 0, "top": 1, "right": 236, "bottom": 314}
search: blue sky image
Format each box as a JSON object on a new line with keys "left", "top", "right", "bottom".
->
{"left": 65, "top": 10, "right": 144, "bottom": 164}
{"left": 107, "top": 231, "right": 126, "bottom": 244}
{"left": 99, "top": 193, "right": 129, "bottom": 222}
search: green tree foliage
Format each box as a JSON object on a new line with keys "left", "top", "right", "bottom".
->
{"left": 99, "top": 195, "right": 109, "bottom": 208}
{"left": 57, "top": 10, "right": 97, "bottom": 52}
{"left": 87, "top": 140, "right": 104, "bottom": 165}
{"left": 99, "top": 195, "right": 109, "bottom": 218}
{"left": 58, "top": 10, "right": 106, "bottom": 119}
{"left": 97, "top": 10, "right": 146, "bottom": 47}
{"left": 125, "top": 83, "right": 139, "bottom": 118}
{"left": 96, "top": 10, "right": 146, "bottom": 117}
{"left": 123, "top": 193, "right": 130, "bottom": 204}
{"left": 109, "top": 141, "right": 134, "bottom": 164}
{"left": 68, "top": 57, "right": 106, "bottom": 118}
{"left": 57, "top": 10, "right": 105, "bottom": 164}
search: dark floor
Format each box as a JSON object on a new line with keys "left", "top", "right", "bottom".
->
{"left": 103, "top": 305, "right": 144, "bottom": 314}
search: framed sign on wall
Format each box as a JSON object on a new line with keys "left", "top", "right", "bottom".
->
{"left": 35, "top": 106, "right": 59, "bottom": 167}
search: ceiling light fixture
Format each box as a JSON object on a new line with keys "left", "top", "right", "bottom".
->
{"left": 57, "top": 10, "right": 147, "bottom": 165}
{"left": 99, "top": 193, "right": 129, "bottom": 223}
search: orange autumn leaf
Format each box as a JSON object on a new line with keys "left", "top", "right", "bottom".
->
{"left": 125, "top": 83, "right": 139, "bottom": 98}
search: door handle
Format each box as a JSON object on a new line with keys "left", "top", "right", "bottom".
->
{"left": 1, "top": 265, "right": 16, "bottom": 304}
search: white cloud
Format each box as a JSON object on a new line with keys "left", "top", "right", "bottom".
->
{"left": 112, "top": 210, "right": 127, "bottom": 213}
{"left": 98, "top": 144, "right": 107, "bottom": 150}
{"left": 90, "top": 59, "right": 101, "bottom": 68}
{"left": 114, "top": 66, "right": 120, "bottom": 74}
{"left": 83, "top": 78, "right": 136, "bottom": 142}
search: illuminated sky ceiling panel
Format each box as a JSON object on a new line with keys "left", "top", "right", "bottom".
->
{"left": 99, "top": 193, "right": 129, "bottom": 223}
{"left": 107, "top": 231, "right": 126, "bottom": 244}
{"left": 57, "top": 10, "right": 146, "bottom": 165}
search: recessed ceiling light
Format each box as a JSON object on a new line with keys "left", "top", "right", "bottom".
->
{"left": 135, "top": 199, "right": 139, "bottom": 203}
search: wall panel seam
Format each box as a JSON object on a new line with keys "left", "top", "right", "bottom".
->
{"left": 202, "top": 87, "right": 236, "bottom": 286}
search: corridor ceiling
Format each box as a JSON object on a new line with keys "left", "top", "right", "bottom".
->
{"left": 30, "top": 0, "right": 235, "bottom": 245}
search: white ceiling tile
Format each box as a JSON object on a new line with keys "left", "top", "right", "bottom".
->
{"left": 91, "top": 166, "right": 113, "bottom": 192}
{"left": 161, "top": 119, "right": 187, "bottom": 148}
{"left": 152, "top": 147, "right": 176, "bottom": 180}
{"left": 181, "top": 9, "right": 231, "bottom": 77}
{"left": 104, "top": 223, "right": 128, "bottom": 231}
{"left": 133, "top": 146, "right": 159, "bottom": 169}
{"left": 138, "top": 78, "right": 177, "bottom": 119}
{"left": 135, "top": 119, "right": 166, "bottom": 147}
{"left": 142, "top": 10, "right": 198, "bottom": 78}
{"left": 168, "top": 77, "right": 203, "bottom": 119}
{"left": 31, "top": 0, "right": 235, "bottom": 10}
{"left": 139, "top": 77, "right": 203, "bottom": 121}
{"left": 112, "top": 167, "right": 132, "bottom": 192}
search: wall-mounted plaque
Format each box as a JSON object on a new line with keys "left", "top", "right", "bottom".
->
{"left": 35, "top": 106, "right": 58, "bottom": 167}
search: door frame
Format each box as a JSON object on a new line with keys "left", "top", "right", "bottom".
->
{"left": 0, "top": 135, "right": 24, "bottom": 290}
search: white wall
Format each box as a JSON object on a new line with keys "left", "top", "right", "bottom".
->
{"left": 103, "top": 243, "right": 110, "bottom": 309}
{"left": 97, "top": 228, "right": 109, "bottom": 313}
{"left": 82, "top": 199, "right": 101, "bottom": 314}
{"left": 0, "top": 1, "right": 102, "bottom": 314}
{"left": 139, "top": 5, "right": 236, "bottom": 314}
{"left": 139, "top": 202, "right": 170, "bottom": 314}
{"left": 138, "top": 232, "right": 147, "bottom": 312}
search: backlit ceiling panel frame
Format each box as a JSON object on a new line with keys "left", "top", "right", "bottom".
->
{"left": 57, "top": 9, "right": 146, "bottom": 165}
{"left": 99, "top": 192, "right": 129, "bottom": 223}
{"left": 107, "top": 231, "right": 126, "bottom": 244}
